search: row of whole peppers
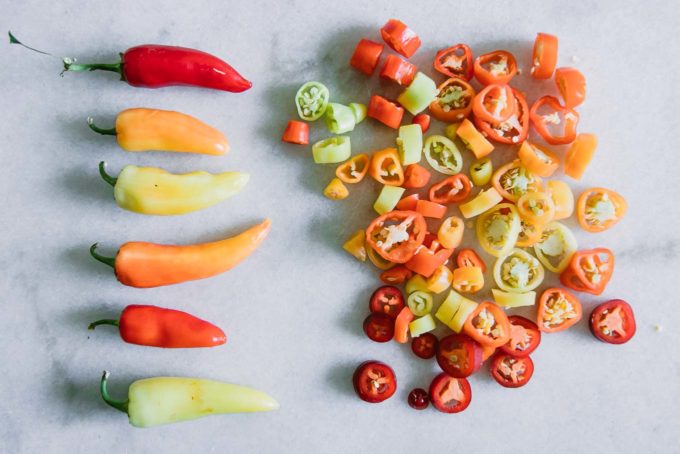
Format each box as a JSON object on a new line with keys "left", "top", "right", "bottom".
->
{"left": 280, "top": 20, "right": 634, "bottom": 412}
{"left": 11, "top": 33, "right": 278, "bottom": 427}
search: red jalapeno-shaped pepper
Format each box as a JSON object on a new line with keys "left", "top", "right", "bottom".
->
{"left": 88, "top": 305, "right": 226, "bottom": 348}
{"left": 429, "top": 174, "right": 472, "bottom": 204}
{"left": 530, "top": 96, "right": 580, "bottom": 145}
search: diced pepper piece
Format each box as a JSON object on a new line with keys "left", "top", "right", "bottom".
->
{"left": 456, "top": 119, "right": 494, "bottom": 159}
{"left": 396, "top": 194, "right": 420, "bottom": 211}
{"left": 343, "top": 229, "right": 366, "bottom": 262}
{"left": 406, "top": 274, "right": 429, "bottom": 295}
{"left": 374, "top": 185, "right": 406, "bottom": 214}
{"left": 402, "top": 164, "right": 431, "bottom": 189}
{"left": 416, "top": 200, "right": 447, "bottom": 219}
{"left": 449, "top": 298, "right": 478, "bottom": 333}
{"left": 312, "top": 136, "right": 351, "bottom": 164}
{"left": 323, "top": 178, "right": 349, "bottom": 200}
{"left": 350, "top": 39, "right": 384, "bottom": 76}
{"left": 531, "top": 33, "right": 558, "bottom": 79}
{"left": 282, "top": 120, "right": 309, "bottom": 145}
{"left": 518, "top": 141, "right": 560, "bottom": 177}
{"left": 380, "top": 19, "right": 421, "bottom": 58}
{"left": 380, "top": 54, "right": 417, "bottom": 86}
{"left": 349, "top": 103, "right": 367, "bottom": 124}
{"left": 325, "top": 103, "right": 356, "bottom": 134}
{"left": 368, "top": 95, "right": 404, "bottom": 129}
{"left": 397, "top": 72, "right": 438, "bottom": 115}
{"left": 452, "top": 266, "right": 484, "bottom": 293}
{"left": 397, "top": 124, "right": 423, "bottom": 165}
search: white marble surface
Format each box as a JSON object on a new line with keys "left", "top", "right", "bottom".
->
{"left": 1, "top": 0, "right": 678, "bottom": 452}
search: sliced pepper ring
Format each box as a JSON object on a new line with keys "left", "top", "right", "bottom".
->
{"left": 452, "top": 266, "right": 484, "bottom": 294}
{"left": 472, "top": 84, "right": 516, "bottom": 124}
{"left": 456, "top": 248, "right": 486, "bottom": 272}
{"left": 437, "top": 216, "right": 464, "bottom": 249}
{"left": 546, "top": 180, "right": 575, "bottom": 220}
{"left": 533, "top": 221, "right": 578, "bottom": 273}
{"left": 366, "top": 211, "right": 427, "bottom": 264}
{"left": 516, "top": 217, "right": 545, "bottom": 248}
{"left": 434, "top": 44, "right": 474, "bottom": 80}
{"left": 537, "top": 288, "right": 582, "bottom": 333}
{"left": 517, "top": 192, "right": 556, "bottom": 224}
{"left": 560, "top": 248, "right": 614, "bottom": 295}
{"left": 423, "top": 135, "right": 463, "bottom": 175}
{"left": 336, "top": 154, "right": 369, "bottom": 184}
{"left": 463, "top": 301, "right": 511, "bottom": 348}
{"left": 491, "top": 159, "right": 543, "bottom": 203}
{"left": 429, "top": 77, "right": 476, "bottom": 122}
{"left": 460, "top": 187, "right": 502, "bottom": 219}
{"left": 473, "top": 50, "right": 517, "bottom": 86}
{"left": 473, "top": 88, "right": 529, "bottom": 145}
{"left": 429, "top": 174, "right": 472, "bottom": 204}
{"left": 369, "top": 148, "right": 404, "bottom": 186}
{"left": 531, "top": 33, "right": 558, "bottom": 79}
{"left": 576, "top": 187, "right": 627, "bottom": 233}
{"left": 517, "top": 141, "right": 560, "bottom": 177}
{"left": 555, "top": 67, "right": 586, "bottom": 108}
{"left": 529, "top": 96, "right": 579, "bottom": 145}
{"left": 476, "top": 203, "right": 521, "bottom": 257}
{"left": 470, "top": 158, "right": 493, "bottom": 186}
{"left": 295, "top": 81, "right": 330, "bottom": 121}
{"left": 493, "top": 248, "right": 545, "bottom": 293}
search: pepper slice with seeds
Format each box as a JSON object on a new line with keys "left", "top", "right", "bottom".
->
{"left": 560, "top": 248, "right": 614, "bottom": 295}
{"left": 533, "top": 221, "right": 578, "bottom": 273}
{"left": 517, "top": 191, "right": 556, "bottom": 224}
{"left": 537, "top": 288, "right": 582, "bottom": 333}
{"left": 369, "top": 148, "right": 405, "bottom": 186}
{"left": 463, "top": 301, "right": 511, "bottom": 348}
{"left": 429, "top": 77, "right": 476, "bottom": 122}
{"left": 576, "top": 188, "right": 627, "bottom": 233}
{"left": 476, "top": 203, "right": 521, "bottom": 257}
{"left": 336, "top": 154, "right": 369, "bottom": 184}
{"left": 493, "top": 248, "right": 545, "bottom": 293}
{"left": 295, "top": 81, "right": 330, "bottom": 121}
{"left": 491, "top": 160, "right": 543, "bottom": 203}
{"left": 423, "top": 135, "right": 463, "bottom": 175}
{"left": 365, "top": 211, "right": 427, "bottom": 264}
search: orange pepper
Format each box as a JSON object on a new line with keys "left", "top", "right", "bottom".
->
{"left": 463, "top": 301, "right": 511, "bottom": 348}
{"left": 429, "top": 174, "right": 472, "bottom": 204}
{"left": 537, "top": 288, "right": 582, "bottom": 333}
{"left": 517, "top": 141, "right": 560, "bottom": 177}
{"left": 369, "top": 148, "right": 404, "bottom": 186}
{"left": 394, "top": 307, "right": 415, "bottom": 343}
{"left": 564, "top": 133, "right": 597, "bottom": 180}
{"left": 336, "top": 154, "right": 370, "bottom": 184}
{"left": 416, "top": 200, "right": 447, "bottom": 219}
{"left": 90, "top": 219, "right": 271, "bottom": 288}
{"left": 456, "top": 248, "right": 486, "bottom": 272}
{"left": 456, "top": 118, "right": 494, "bottom": 159}
{"left": 437, "top": 216, "right": 464, "bottom": 249}
{"left": 531, "top": 33, "right": 558, "bottom": 79}
{"left": 516, "top": 217, "right": 544, "bottom": 247}
{"left": 281, "top": 120, "right": 309, "bottom": 145}
{"left": 405, "top": 239, "right": 454, "bottom": 278}
{"left": 576, "top": 188, "right": 627, "bottom": 233}
{"left": 402, "top": 164, "right": 431, "bottom": 189}
{"left": 491, "top": 160, "right": 543, "bottom": 203}
{"left": 560, "top": 248, "right": 614, "bottom": 295}
{"left": 546, "top": 180, "right": 574, "bottom": 220}
{"left": 380, "top": 265, "right": 413, "bottom": 285}
{"left": 429, "top": 77, "right": 476, "bottom": 122}
{"left": 529, "top": 96, "right": 579, "bottom": 145}
{"left": 555, "top": 67, "right": 586, "bottom": 108}
{"left": 473, "top": 50, "right": 518, "bottom": 86}
{"left": 452, "top": 266, "right": 484, "bottom": 293}
{"left": 395, "top": 194, "right": 420, "bottom": 211}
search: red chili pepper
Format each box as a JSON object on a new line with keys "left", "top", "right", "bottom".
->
{"left": 473, "top": 50, "right": 517, "bottom": 86}
{"left": 379, "top": 265, "right": 414, "bottom": 285}
{"left": 380, "top": 19, "right": 421, "bottom": 58}
{"left": 350, "top": 39, "right": 384, "bottom": 76}
{"left": 396, "top": 194, "right": 420, "bottom": 211}
{"left": 433, "top": 44, "right": 474, "bottom": 81}
{"left": 530, "top": 96, "right": 579, "bottom": 145}
{"left": 416, "top": 200, "right": 447, "bottom": 219}
{"left": 380, "top": 54, "right": 417, "bottom": 86}
{"left": 589, "top": 300, "right": 636, "bottom": 345}
{"left": 429, "top": 174, "right": 472, "bottom": 204}
{"left": 88, "top": 305, "right": 226, "bottom": 348}
{"left": 473, "top": 88, "right": 529, "bottom": 144}
{"left": 62, "top": 45, "right": 251, "bottom": 92}
{"left": 456, "top": 248, "right": 486, "bottom": 272}
{"left": 411, "top": 113, "right": 431, "bottom": 133}
{"left": 402, "top": 164, "right": 432, "bottom": 189}
{"left": 472, "top": 84, "right": 516, "bottom": 124}
{"left": 281, "top": 120, "right": 309, "bottom": 144}
{"left": 560, "top": 248, "right": 614, "bottom": 295}
{"left": 367, "top": 95, "right": 404, "bottom": 129}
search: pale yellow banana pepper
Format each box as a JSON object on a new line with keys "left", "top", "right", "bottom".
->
{"left": 88, "top": 108, "right": 229, "bottom": 155}
{"left": 101, "top": 371, "right": 279, "bottom": 428}
{"left": 99, "top": 161, "right": 248, "bottom": 215}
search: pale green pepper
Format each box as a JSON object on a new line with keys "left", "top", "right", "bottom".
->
{"left": 444, "top": 123, "right": 460, "bottom": 141}
{"left": 397, "top": 72, "right": 437, "bottom": 115}
{"left": 423, "top": 135, "right": 462, "bottom": 175}
{"left": 98, "top": 161, "right": 248, "bottom": 216}
{"left": 396, "top": 124, "right": 423, "bottom": 165}
{"left": 295, "top": 81, "right": 330, "bottom": 121}
{"left": 374, "top": 185, "right": 405, "bottom": 214}
{"left": 470, "top": 158, "right": 493, "bottom": 186}
{"left": 409, "top": 314, "right": 436, "bottom": 337}
{"left": 405, "top": 274, "right": 429, "bottom": 294}
{"left": 325, "top": 103, "right": 356, "bottom": 134}
{"left": 312, "top": 136, "right": 351, "bottom": 163}
{"left": 100, "top": 371, "right": 278, "bottom": 428}
{"left": 349, "top": 102, "right": 367, "bottom": 124}
{"left": 407, "top": 290, "right": 434, "bottom": 316}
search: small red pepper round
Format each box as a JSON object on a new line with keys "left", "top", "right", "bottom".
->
{"left": 380, "top": 19, "right": 421, "bottom": 58}
{"left": 530, "top": 96, "right": 580, "bottom": 145}
{"left": 433, "top": 44, "right": 474, "bottom": 81}
{"left": 281, "top": 120, "right": 309, "bottom": 145}
{"left": 472, "top": 84, "right": 516, "bottom": 124}
{"left": 429, "top": 174, "right": 472, "bottom": 204}
{"left": 380, "top": 54, "right": 417, "bottom": 86}
{"left": 473, "top": 88, "right": 529, "bottom": 145}
{"left": 350, "top": 39, "right": 384, "bottom": 76}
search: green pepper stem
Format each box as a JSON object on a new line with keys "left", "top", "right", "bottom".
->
{"left": 88, "top": 319, "right": 119, "bottom": 330}
{"left": 90, "top": 243, "right": 116, "bottom": 268}
{"left": 100, "top": 371, "right": 129, "bottom": 414}
{"left": 98, "top": 161, "right": 117, "bottom": 187}
{"left": 8, "top": 31, "right": 51, "bottom": 55}
{"left": 62, "top": 57, "right": 122, "bottom": 75}
{"left": 87, "top": 117, "right": 117, "bottom": 136}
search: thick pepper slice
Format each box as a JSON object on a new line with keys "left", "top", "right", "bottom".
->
{"left": 473, "top": 88, "right": 529, "bottom": 145}
{"left": 491, "top": 160, "right": 543, "bottom": 203}
{"left": 350, "top": 38, "right": 384, "bottom": 76}
{"left": 473, "top": 50, "right": 517, "bottom": 86}
{"left": 517, "top": 192, "right": 556, "bottom": 224}
{"left": 368, "top": 95, "right": 404, "bottom": 129}
{"left": 405, "top": 239, "right": 454, "bottom": 278}
{"left": 380, "top": 54, "right": 417, "bottom": 86}
{"left": 295, "top": 81, "right": 330, "bottom": 121}
{"left": 423, "top": 135, "right": 463, "bottom": 175}
{"left": 429, "top": 77, "right": 476, "bottom": 122}
{"left": 396, "top": 194, "right": 420, "bottom": 211}
{"left": 380, "top": 19, "right": 421, "bottom": 58}
{"left": 530, "top": 96, "right": 579, "bottom": 145}
{"left": 547, "top": 181, "right": 575, "bottom": 220}
{"left": 518, "top": 141, "right": 560, "bottom": 177}
{"left": 456, "top": 118, "right": 494, "bottom": 159}
{"left": 336, "top": 154, "right": 369, "bottom": 184}
{"left": 463, "top": 302, "right": 511, "bottom": 348}
{"left": 555, "top": 67, "right": 586, "bottom": 108}
{"left": 457, "top": 248, "right": 486, "bottom": 272}
{"left": 398, "top": 72, "right": 438, "bottom": 115}
{"left": 438, "top": 216, "right": 465, "bottom": 249}
{"left": 452, "top": 266, "right": 484, "bottom": 294}
{"left": 374, "top": 185, "right": 405, "bottom": 214}
{"left": 472, "top": 84, "right": 516, "bottom": 124}
{"left": 533, "top": 221, "right": 577, "bottom": 273}
{"left": 312, "top": 136, "right": 352, "bottom": 164}
{"left": 397, "top": 124, "right": 423, "bottom": 165}
{"left": 325, "top": 103, "right": 357, "bottom": 134}
{"left": 370, "top": 148, "right": 405, "bottom": 186}
{"left": 560, "top": 248, "right": 614, "bottom": 295}
{"left": 564, "top": 133, "right": 597, "bottom": 180}
{"left": 470, "top": 158, "right": 493, "bottom": 186}
{"left": 282, "top": 120, "right": 309, "bottom": 145}
{"left": 493, "top": 248, "right": 545, "bottom": 293}
{"left": 403, "top": 164, "right": 431, "bottom": 189}
{"left": 476, "top": 203, "right": 521, "bottom": 257}
{"left": 577, "top": 188, "right": 628, "bottom": 233}
{"left": 531, "top": 33, "right": 558, "bottom": 79}
{"left": 366, "top": 211, "right": 427, "bottom": 264}
{"left": 537, "top": 288, "right": 582, "bottom": 333}
{"left": 460, "top": 188, "right": 503, "bottom": 219}
{"left": 434, "top": 44, "right": 474, "bottom": 80}
{"left": 429, "top": 174, "right": 472, "bottom": 204}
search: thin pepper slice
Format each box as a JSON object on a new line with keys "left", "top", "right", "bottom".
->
{"left": 470, "top": 158, "right": 493, "bottom": 186}
{"left": 472, "top": 84, "right": 516, "bottom": 124}
{"left": 564, "top": 133, "right": 597, "bottom": 180}
{"left": 396, "top": 194, "right": 420, "bottom": 211}
{"left": 98, "top": 162, "right": 248, "bottom": 216}
{"left": 491, "top": 159, "right": 542, "bottom": 203}
{"left": 473, "top": 88, "right": 529, "bottom": 145}
{"left": 518, "top": 141, "right": 560, "bottom": 177}
{"left": 336, "top": 154, "right": 369, "bottom": 184}
{"left": 492, "top": 289, "right": 536, "bottom": 308}
{"left": 368, "top": 95, "right": 404, "bottom": 129}
{"left": 398, "top": 72, "right": 438, "bottom": 115}
{"left": 531, "top": 33, "right": 558, "bottom": 79}
{"left": 423, "top": 135, "right": 463, "bottom": 175}
{"left": 100, "top": 372, "right": 278, "bottom": 427}
{"left": 476, "top": 203, "right": 521, "bottom": 257}
{"left": 530, "top": 96, "right": 579, "bottom": 145}
{"left": 380, "top": 54, "right": 417, "bottom": 86}
{"left": 577, "top": 188, "right": 628, "bottom": 233}
{"left": 396, "top": 124, "right": 423, "bottom": 165}
{"left": 367, "top": 246, "right": 396, "bottom": 270}
{"left": 408, "top": 290, "right": 435, "bottom": 315}
{"left": 380, "top": 265, "right": 413, "bottom": 285}
{"left": 312, "top": 136, "right": 352, "bottom": 164}
{"left": 560, "top": 248, "right": 615, "bottom": 295}
{"left": 296, "top": 81, "right": 330, "bottom": 121}
{"left": 438, "top": 216, "right": 465, "bottom": 249}
{"left": 547, "top": 180, "right": 575, "bottom": 220}
{"left": 325, "top": 103, "right": 356, "bottom": 134}
{"left": 394, "top": 307, "right": 416, "bottom": 343}
{"left": 380, "top": 19, "right": 421, "bottom": 58}
{"left": 434, "top": 44, "right": 474, "bottom": 80}
{"left": 343, "top": 229, "right": 367, "bottom": 262}
{"left": 533, "top": 221, "right": 578, "bottom": 273}
{"left": 493, "top": 249, "right": 545, "bottom": 293}
{"left": 402, "top": 164, "right": 431, "bottom": 189}
{"left": 429, "top": 77, "right": 476, "bottom": 122}
{"left": 429, "top": 174, "right": 472, "bottom": 204}
{"left": 350, "top": 38, "right": 384, "bottom": 76}
{"left": 366, "top": 211, "right": 427, "bottom": 264}
{"left": 555, "top": 67, "right": 586, "bottom": 108}
{"left": 282, "top": 120, "right": 309, "bottom": 145}
{"left": 537, "top": 288, "right": 582, "bottom": 333}
{"left": 370, "top": 148, "right": 405, "bottom": 186}
{"left": 463, "top": 302, "right": 511, "bottom": 348}
{"left": 405, "top": 240, "right": 454, "bottom": 278}
{"left": 459, "top": 188, "right": 502, "bottom": 219}
{"left": 456, "top": 118, "right": 494, "bottom": 159}
{"left": 374, "top": 185, "right": 406, "bottom": 214}
{"left": 517, "top": 192, "right": 556, "bottom": 224}
{"left": 324, "top": 178, "right": 349, "bottom": 200}
{"left": 452, "top": 266, "right": 484, "bottom": 294}
{"left": 457, "top": 248, "right": 486, "bottom": 272}
{"left": 416, "top": 200, "right": 447, "bottom": 219}
{"left": 90, "top": 220, "right": 271, "bottom": 288}
{"left": 474, "top": 50, "right": 517, "bottom": 86}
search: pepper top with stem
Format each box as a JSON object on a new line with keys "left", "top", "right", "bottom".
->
{"left": 100, "top": 371, "right": 129, "bottom": 414}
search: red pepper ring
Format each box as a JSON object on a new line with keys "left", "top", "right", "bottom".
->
{"left": 472, "top": 84, "right": 517, "bottom": 124}
{"left": 429, "top": 174, "right": 472, "bottom": 204}
{"left": 530, "top": 96, "right": 580, "bottom": 145}
{"left": 473, "top": 50, "right": 517, "bottom": 86}
{"left": 589, "top": 299, "right": 636, "bottom": 345}
{"left": 380, "top": 19, "right": 422, "bottom": 58}
{"left": 473, "top": 88, "right": 529, "bottom": 145}
{"left": 560, "top": 248, "right": 615, "bottom": 295}
{"left": 433, "top": 44, "right": 474, "bottom": 81}
{"left": 365, "top": 211, "right": 427, "bottom": 264}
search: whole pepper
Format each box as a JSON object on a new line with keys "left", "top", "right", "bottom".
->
{"left": 90, "top": 219, "right": 271, "bottom": 288}
{"left": 89, "top": 305, "right": 227, "bottom": 348}
{"left": 98, "top": 161, "right": 248, "bottom": 215}
{"left": 88, "top": 108, "right": 229, "bottom": 155}
{"left": 100, "top": 371, "right": 279, "bottom": 427}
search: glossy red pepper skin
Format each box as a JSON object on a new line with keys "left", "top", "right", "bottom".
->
{"left": 122, "top": 45, "right": 252, "bottom": 92}
{"left": 91, "top": 305, "right": 227, "bottom": 348}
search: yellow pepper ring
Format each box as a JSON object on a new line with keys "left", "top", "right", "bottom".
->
{"left": 493, "top": 248, "right": 545, "bottom": 293}
{"left": 475, "top": 202, "right": 521, "bottom": 257}
{"left": 533, "top": 221, "right": 578, "bottom": 273}
{"left": 517, "top": 191, "right": 556, "bottom": 224}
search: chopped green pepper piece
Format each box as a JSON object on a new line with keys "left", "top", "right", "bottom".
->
{"left": 471, "top": 158, "right": 493, "bottom": 186}
{"left": 407, "top": 290, "right": 434, "bottom": 316}
{"left": 349, "top": 102, "right": 367, "bottom": 124}
{"left": 423, "top": 135, "right": 462, "bottom": 175}
{"left": 396, "top": 124, "right": 423, "bottom": 165}
{"left": 397, "top": 72, "right": 437, "bottom": 115}
{"left": 325, "top": 103, "right": 356, "bottom": 134}
{"left": 444, "top": 123, "right": 460, "bottom": 141}
{"left": 374, "top": 185, "right": 405, "bottom": 214}
{"left": 312, "top": 136, "right": 351, "bottom": 164}
{"left": 296, "top": 81, "right": 330, "bottom": 121}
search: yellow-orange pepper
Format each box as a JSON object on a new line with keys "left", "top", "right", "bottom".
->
{"left": 324, "top": 178, "right": 349, "bottom": 200}
{"left": 369, "top": 148, "right": 404, "bottom": 186}
{"left": 88, "top": 108, "right": 229, "bottom": 155}
{"left": 343, "top": 229, "right": 367, "bottom": 262}
{"left": 452, "top": 266, "right": 484, "bottom": 293}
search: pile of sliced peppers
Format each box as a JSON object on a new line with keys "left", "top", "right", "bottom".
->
{"left": 280, "top": 21, "right": 633, "bottom": 413}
